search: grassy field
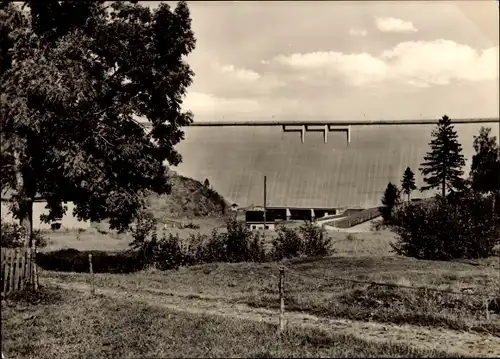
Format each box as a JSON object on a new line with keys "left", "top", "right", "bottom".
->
{"left": 39, "top": 216, "right": 396, "bottom": 257}
{"left": 1, "top": 287, "right": 458, "bottom": 359}
{"left": 5, "top": 218, "right": 500, "bottom": 358}
{"left": 40, "top": 254, "right": 500, "bottom": 334}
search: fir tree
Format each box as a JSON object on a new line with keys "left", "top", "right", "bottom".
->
{"left": 401, "top": 167, "right": 417, "bottom": 202}
{"left": 380, "top": 182, "right": 400, "bottom": 224}
{"left": 419, "top": 115, "right": 465, "bottom": 198}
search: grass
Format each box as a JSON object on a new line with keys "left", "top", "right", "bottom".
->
{"left": 41, "top": 219, "right": 397, "bottom": 256}
{"left": 1, "top": 286, "right": 458, "bottom": 358}
{"left": 40, "top": 254, "right": 500, "bottom": 335}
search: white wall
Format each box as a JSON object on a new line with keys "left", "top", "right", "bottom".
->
{"left": 248, "top": 223, "right": 276, "bottom": 231}
{"left": 1, "top": 201, "right": 91, "bottom": 230}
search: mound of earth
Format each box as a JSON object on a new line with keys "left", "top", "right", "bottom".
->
{"left": 146, "top": 172, "right": 228, "bottom": 220}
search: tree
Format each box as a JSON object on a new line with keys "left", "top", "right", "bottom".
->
{"left": 0, "top": 1, "right": 196, "bottom": 249}
{"left": 391, "top": 193, "right": 499, "bottom": 260}
{"left": 380, "top": 182, "right": 400, "bottom": 224}
{"left": 203, "top": 178, "right": 210, "bottom": 188}
{"left": 400, "top": 167, "right": 417, "bottom": 202}
{"left": 470, "top": 127, "right": 500, "bottom": 213}
{"left": 419, "top": 115, "right": 465, "bottom": 198}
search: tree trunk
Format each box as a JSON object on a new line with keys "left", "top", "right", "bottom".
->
{"left": 13, "top": 149, "right": 33, "bottom": 248}
{"left": 492, "top": 192, "right": 497, "bottom": 218}
{"left": 14, "top": 148, "right": 36, "bottom": 289}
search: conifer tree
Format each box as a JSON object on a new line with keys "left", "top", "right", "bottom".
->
{"left": 401, "top": 167, "right": 417, "bottom": 202}
{"left": 419, "top": 115, "right": 465, "bottom": 197}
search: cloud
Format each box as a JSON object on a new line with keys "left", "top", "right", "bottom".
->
{"left": 214, "top": 63, "right": 261, "bottom": 82}
{"left": 348, "top": 27, "right": 368, "bottom": 37}
{"left": 375, "top": 16, "right": 418, "bottom": 33}
{"left": 190, "top": 59, "right": 284, "bottom": 98}
{"left": 183, "top": 91, "right": 262, "bottom": 115}
{"left": 265, "top": 39, "right": 499, "bottom": 88}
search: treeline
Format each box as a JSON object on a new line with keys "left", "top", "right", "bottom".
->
{"left": 379, "top": 116, "right": 500, "bottom": 260}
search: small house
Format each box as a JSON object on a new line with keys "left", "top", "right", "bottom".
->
{"left": 1, "top": 189, "right": 91, "bottom": 231}
{"left": 230, "top": 203, "right": 238, "bottom": 212}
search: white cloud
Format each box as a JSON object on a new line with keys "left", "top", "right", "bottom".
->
{"left": 266, "top": 39, "right": 499, "bottom": 87}
{"left": 214, "top": 63, "right": 261, "bottom": 82}
{"left": 375, "top": 16, "right": 418, "bottom": 33}
{"left": 190, "top": 60, "right": 284, "bottom": 98}
{"left": 183, "top": 91, "right": 262, "bottom": 115}
{"left": 348, "top": 27, "right": 368, "bottom": 37}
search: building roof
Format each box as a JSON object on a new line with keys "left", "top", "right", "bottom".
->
{"left": 173, "top": 122, "right": 499, "bottom": 208}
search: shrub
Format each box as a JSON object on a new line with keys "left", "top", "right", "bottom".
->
{"left": 391, "top": 193, "right": 500, "bottom": 260}
{"left": 36, "top": 249, "right": 145, "bottom": 273}
{"left": 272, "top": 225, "right": 303, "bottom": 260}
{"left": 129, "top": 209, "right": 157, "bottom": 250}
{"left": 182, "top": 222, "right": 200, "bottom": 229}
{"left": 346, "top": 234, "right": 357, "bottom": 241}
{"left": 223, "top": 217, "right": 254, "bottom": 262}
{"left": 202, "top": 229, "right": 227, "bottom": 263}
{"left": 299, "top": 221, "right": 332, "bottom": 257}
{"left": 1, "top": 222, "right": 48, "bottom": 248}
{"left": 151, "top": 233, "right": 187, "bottom": 270}
{"left": 184, "top": 232, "right": 208, "bottom": 265}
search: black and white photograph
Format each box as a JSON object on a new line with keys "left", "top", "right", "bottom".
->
{"left": 1, "top": 0, "right": 499, "bottom": 358}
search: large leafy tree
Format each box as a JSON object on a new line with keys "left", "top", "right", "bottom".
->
{"left": 400, "top": 167, "right": 417, "bottom": 202}
{"left": 419, "top": 115, "right": 465, "bottom": 198}
{"left": 0, "top": 1, "right": 196, "bottom": 245}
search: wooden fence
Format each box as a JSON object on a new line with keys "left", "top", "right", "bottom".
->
{"left": 1, "top": 247, "right": 38, "bottom": 297}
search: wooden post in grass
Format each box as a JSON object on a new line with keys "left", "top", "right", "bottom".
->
{"left": 33, "top": 247, "right": 39, "bottom": 291}
{"left": 278, "top": 266, "right": 285, "bottom": 336}
{"left": 88, "top": 254, "right": 95, "bottom": 296}
{"left": 485, "top": 297, "right": 490, "bottom": 321}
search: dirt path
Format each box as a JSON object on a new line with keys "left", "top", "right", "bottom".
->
{"left": 42, "top": 278, "right": 500, "bottom": 357}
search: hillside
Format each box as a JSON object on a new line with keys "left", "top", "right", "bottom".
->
{"left": 146, "top": 172, "right": 228, "bottom": 220}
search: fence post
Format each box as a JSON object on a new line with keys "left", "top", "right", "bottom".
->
{"left": 88, "top": 254, "right": 95, "bottom": 296}
{"left": 19, "top": 248, "right": 26, "bottom": 291}
{"left": 13, "top": 249, "right": 20, "bottom": 291}
{"left": 484, "top": 297, "right": 490, "bottom": 321}
{"left": 278, "top": 266, "right": 286, "bottom": 336}
{"left": 8, "top": 249, "right": 15, "bottom": 295}
{"left": 33, "top": 247, "right": 38, "bottom": 291}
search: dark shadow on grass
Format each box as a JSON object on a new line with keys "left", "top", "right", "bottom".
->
{"left": 35, "top": 249, "right": 146, "bottom": 274}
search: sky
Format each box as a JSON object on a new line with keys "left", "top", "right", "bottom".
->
{"left": 144, "top": 0, "right": 499, "bottom": 123}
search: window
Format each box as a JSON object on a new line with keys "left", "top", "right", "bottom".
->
{"left": 252, "top": 225, "right": 256, "bottom": 230}
{"left": 265, "top": 226, "right": 269, "bottom": 230}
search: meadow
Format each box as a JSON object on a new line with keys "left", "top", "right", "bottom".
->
{"left": 2, "top": 217, "right": 500, "bottom": 358}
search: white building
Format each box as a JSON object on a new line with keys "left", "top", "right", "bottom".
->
{"left": 1, "top": 197, "right": 91, "bottom": 231}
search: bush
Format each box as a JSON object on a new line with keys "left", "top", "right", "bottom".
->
{"left": 218, "top": 218, "right": 266, "bottom": 262}
{"left": 201, "top": 229, "right": 227, "bottom": 263}
{"left": 299, "top": 221, "right": 332, "bottom": 257}
{"left": 150, "top": 233, "right": 187, "bottom": 270}
{"left": 346, "top": 234, "right": 358, "bottom": 241}
{"left": 1, "top": 222, "right": 48, "bottom": 248}
{"left": 272, "top": 225, "right": 303, "bottom": 260}
{"left": 182, "top": 222, "right": 200, "bottom": 230}
{"left": 36, "top": 249, "right": 145, "bottom": 273}
{"left": 391, "top": 193, "right": 500, "bottom": 260}
{"left": 134, "top": 218, "right": 268, "bottom": 268}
